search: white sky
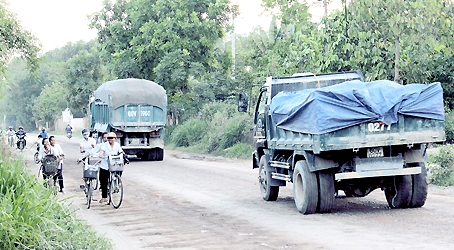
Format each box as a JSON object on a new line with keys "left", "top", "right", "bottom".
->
{"left": 6, "top": 0, "right": 338, "bottom": 53}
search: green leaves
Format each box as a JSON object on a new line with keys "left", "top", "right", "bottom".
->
{"left": 0, "top": 3, "right": 40, "bottom": 76}
{"left": 33, "top": 82, "right": 67, "bottom": 123}
{"left": 91, "top": 0, "right": 234, "bottom": 96}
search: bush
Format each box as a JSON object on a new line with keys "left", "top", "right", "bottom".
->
{"left": 170, "top": 118, "right": 207, "bottom": 147}
{"left": 444, "top": 109, "right": 454, "bottom": 143}
{"left": 428, "top": 145, "right": 454, "bottom": 186}
{"left": 167, "top": 101, "right": 253, "bottom": 159}
{"left": 203, "top": 110, "right": 252, "bottom": 153}
{"left": 0, "top": 147, "right": 112, "bottom": 250}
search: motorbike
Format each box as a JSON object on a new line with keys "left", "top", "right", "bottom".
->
{"left": 16, "top": 134, "right": 26, "bottom": 151}
{"left": 67, "top": 131, "right": 72, "bottom": 139}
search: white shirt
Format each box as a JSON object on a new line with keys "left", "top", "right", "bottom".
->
{"left": 89, "top": 141, "right": 106, "bottom": 158}
{"left": 38, "top": 146, "right": 54, "bottom": 161}
{"left": 100, "top": 142, "right": 124, "bottom": 170}
{"left": 51, "top": 144, "right": 64, "bottom": 169}
{"left": 79, "top": 137, "right": 96, "bottom": 154}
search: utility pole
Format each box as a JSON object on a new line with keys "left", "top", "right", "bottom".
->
{"left": 231, "top": 12, "right": 236, "bottom": 79}
{"left": 323, "top": 0, "right": 328, "bottom": 17}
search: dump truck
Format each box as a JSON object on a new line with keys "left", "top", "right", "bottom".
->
{"left": 238, "top": 71, "right": 445, "bottom": 214}
{"left": 89, "top": 78, "right": 167, "bottom": 161}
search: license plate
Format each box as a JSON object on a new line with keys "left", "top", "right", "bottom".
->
{"left": 367, "top": 147, "right": 384, "bottom": 158}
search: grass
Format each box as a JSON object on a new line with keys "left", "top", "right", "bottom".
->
{"left": 0, "top": 144, "right": 112, "bottom": 249}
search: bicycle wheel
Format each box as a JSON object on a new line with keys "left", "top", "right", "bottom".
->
{"left": 87, "top": 179, "right": 93, "bottom": 209}
{"left": 93, "top": 171, "right": 99, "bottom": 190}
{"left": 34, "top": 152, "right": 40, "bottom": 164}
{"left": 109, "top": 173, "right": 123, "bottom": 209}
{"left": 47, "top": 177, "right": 57, "bottom": 195}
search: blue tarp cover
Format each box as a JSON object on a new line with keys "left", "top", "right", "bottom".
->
{"left": 270, "top": 80, "right": 444, "bottom": 134}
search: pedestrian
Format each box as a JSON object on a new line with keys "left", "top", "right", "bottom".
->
{"left": 79, "top": 132, "right": 108, "bottom": 160}
{"left": 39, "top": 127, "right": 48, "bottom": 139}
{"left": 79, "top": 129, "right": 96, "bottom": 164}
{"left": 98, "top": 132, "right": 124, "bottom": 204}
{"left": 49, "top": 136, "right": 65, "bottom": 193}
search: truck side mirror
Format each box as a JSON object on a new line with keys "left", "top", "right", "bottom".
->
{"left": 238, "top": 92, "right": 248, "bottom": 112}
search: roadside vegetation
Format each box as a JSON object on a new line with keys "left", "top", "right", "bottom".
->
{"left": 0, "top": 145, "right": 112, "bottom": 249}
{"left": 166, "top": 102, "right": 252, "bottom": 159}
{"left": 428, "top": 110, "right": 454, "bottom": 186}
{"left": 428, "top": 144, "right": 454, "bottom": 187}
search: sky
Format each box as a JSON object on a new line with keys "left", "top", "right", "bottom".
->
{"left": 6, "top": 0, "right": 339, "bottom": 53}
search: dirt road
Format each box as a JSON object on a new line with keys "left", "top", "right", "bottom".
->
{"left": 22, "top": 134, "right": 454, "bottom": 250}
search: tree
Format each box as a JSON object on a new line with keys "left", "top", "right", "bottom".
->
{"left": 0, "top": 2, "right": 40, "bottom": 76}
{"left": 33, "top": 82, "right": 67, "bottom": 123}
{"left": 65, "top": 47, "right": 104, "bottom": 117}
{"left": 320, "top": 0, "right": 454, "bottom": 83}
{"left": 90, "top": 0, "right": 236, "bottom": 95}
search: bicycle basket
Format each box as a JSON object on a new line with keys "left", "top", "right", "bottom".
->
{"left": 42, "top": 155, "right": 58, "bottom": 175}
{"left": 83, "top": 164, "right": 98, "bottom": 179}
{"left": 108, "top": 155, "right": 124, "bottom": 172}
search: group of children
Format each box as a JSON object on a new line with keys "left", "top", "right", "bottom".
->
{"left": 37, "top": 128, "right": 125, "bottom": 203}
{"left": 37, "top": 128, "right": 65, "bottom": 193}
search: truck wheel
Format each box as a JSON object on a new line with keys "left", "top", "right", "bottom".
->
{"left": 385, "top": 175, "right": 412, "bottom": 208}
{"left": 317, "top": 171, "right": 335, "bottom": 213}
{"left": 258, "top": 156, "right": 279, "bottom": 201}
{"left": 156, "top": 148, "right": 164, "bottom": 161}
{"left": 293, "top": 160, "right": 318, "bottom": 214}
{"left": 409, "top": 162, "right": 427, "bottom": 208}
{"left": 146, "top": 150, "right": 155, "bottom": 161}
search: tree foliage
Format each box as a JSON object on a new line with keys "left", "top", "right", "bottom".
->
{"left": 65, "top": 46, "right": 104, "bottom": 117}
{"left": 0, "top": 40, "right": 103, "bottom": 128}
{"left": 33, "top": 82, "right": 67, "bottom": 123}
{"left": 0, "top": 2, "right": 40, "bottom": 75}
{"left": 90, "top": 0, "right": 237, "bottom": 95}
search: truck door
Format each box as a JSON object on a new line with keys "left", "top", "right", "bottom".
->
{"left": 254, "top": 90, "right": 267, "bottom": 140}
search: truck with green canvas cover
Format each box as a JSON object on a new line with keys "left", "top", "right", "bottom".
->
{"left": 90, "top": 78, "right": 167, "bottom": 161}
{"left": 238, "top": 71, "right": 445, "bottom": 214}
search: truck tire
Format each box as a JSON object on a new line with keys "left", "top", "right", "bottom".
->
{"left": 317, "top": 171, "right": 335, "bottom": 213}
{"left": 146, "top": 150, "right": 155, "bottom": 161}
{"left": 259, "top": 155, "right": 279, "bottom": 201}
{"left": 385, "top": 175, "right": 412, "bottom": 208}
{"left": 293, "top": 160, "right": 318, "bottom": 214}
{"left": 156, "top": 148, "right": 164, "bottom": 161}
{"left": 409, "top": 162, "right": 427, "bottom": 208}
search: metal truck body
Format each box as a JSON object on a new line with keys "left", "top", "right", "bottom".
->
{"left": 238, "top": 71, "right": 445, "bottom": 214}
{"left": 90, "top": 78, "right": 167, "bottom": 161}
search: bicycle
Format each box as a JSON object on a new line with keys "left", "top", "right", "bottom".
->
{"left": 79, "top": 153, "right": 99, "bottom": 191}
{"left": 34, "top": 143, "right": 41, "bottom": 164}
{"left": 39, "top": 155, "right": 59, "bottom": 195}
{"left": 78, "top": 158, "right": 100, "bottom": 209}
{"left": 107, "top": 154, "right": 129, "bottom": 209}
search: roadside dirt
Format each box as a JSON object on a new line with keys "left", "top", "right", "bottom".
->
{"left": 19, "top": 134, "right": 454, "bottom": 250}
